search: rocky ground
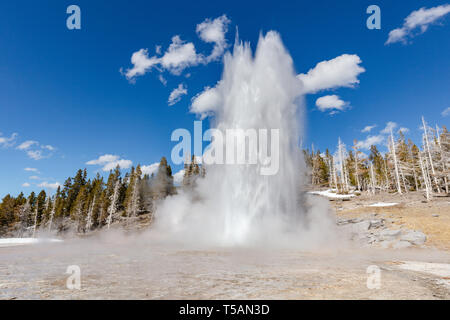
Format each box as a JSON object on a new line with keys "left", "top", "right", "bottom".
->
{"left": 332, "top": 191, "right": 450, "bottom": 250}
{"left": 1, "top": 191, "right": 449, "bottom": 300}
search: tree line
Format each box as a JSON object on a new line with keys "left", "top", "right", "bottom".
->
{"left": 0, "top": 156, "right": 204, "bottom": 237}
{"left": 305, "top": 117, "right": 449, "bottom": 200}
{"left": 1, "top": 117, "right": 448, "bottom": 236}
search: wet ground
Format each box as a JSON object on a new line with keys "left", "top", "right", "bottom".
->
{"left": 1, "top": 238, "right": 449, "bottom": 299}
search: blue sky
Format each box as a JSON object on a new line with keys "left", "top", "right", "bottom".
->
{"left": 0, "top": 0, "right": 449, "bottom": 197}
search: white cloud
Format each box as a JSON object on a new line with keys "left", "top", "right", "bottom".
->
{"left": 357, "top": 121, "right": 407, "bottom": 149}
{"left": 173, "top": 169, "right": 185, "bottom": 186}
{"left": 297, "top": 54, "right": 365, "bottom": 94}
{"left": 123, "top": 15, "right": 231, "bottom": 81}
{"left": 37, "top": 181, "right": 61, "bottom": 189}
{"left": 160, "top": 35, "right": 203, "bottom": 74}
{"left": 168, "top": 83, "right": 188, "bottom": 106}
{"left": 22, "top": 182, "right": 31, "bottom": 187}
{"left": 141, "top": 163, "right": 160, "bottom": 176}
{"left": 15, "top": 139, "right": 55, "bottom": 160}
{"left": 86, "top": 154, "right": 132, "bottom": 172}
{"left": 41, "top": 145, "right": 55, "bottom": 151}
{"left": 442, "top": 107, "right": 450, "bottom": 117}
{"left": 386, "top": 5, "right": 450, "bottom": 44}
{"left": 24, "top": 167, "right": 39, "bottom": 173}
{"left": 124, "top": 36, "right": 202, "bottom": 80}
{"left": 16, "top": 140, "right": 38, "bottom": 150}
{"left": 86, "top": 154, "right": 120, "bottom": 165}
{"left": 196, "top": 14, "right": 231, "bottom": 62}
{"left": 102, "top": 159, "right": 132, "bottom": 172}
{"left": 190, "top": 85, "right": 222, "bottom": 119}
{"left": 27, "top": 150, "right": 44, "bottom": 160}
{"left": 381, "top": 121, "right": 398, "bottom": 134}
{"left": 356, "top": 135, "right": 385, "bottom": 150}
{"left": 0, "top": 132, "right": 18, "bottom": 147}
{"left": 362, "top": 125, "right": 376, "bottom": 133}
{"left": 29, "top": 176, "right": 40, "bottom": 180}
{"left": 123, "top": 49, "right": 159, "bottom": 80}
{"left": 315, "top": 95, "right": 348, "bottom": 113}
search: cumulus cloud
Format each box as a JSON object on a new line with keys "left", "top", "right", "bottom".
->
{"left": 124, "top": 37, "right": 202, "bottom": 80}
{"left": 355, "top": 135, "right": 385, "bottom": 150}
{"left": 22, "top": 182, "right": 31, "bottom": 187}
{"left": 123, "top": 49, "right": 159, "bottom": 80}
{"left": 381, "top": 121, "right": 398, "bottom": 134}
{"left": 86, "top": 154, "right": 132, "bottom": 172}
{"left": 123, "top": 15, "right": 231, "bottom": 81}
{"left": 297, "top": 54, "right": 365, "bottom": 94}
{"left": 168, "top": 83, "right": 188, "bottom": 106}
{"left": 29, "top": 176, "right": 40, "bottom": 180}
{"left": 196, "top": 14, "right": 231, "bottom": 62}
{"left": 190, "top": 85, "right": 222, "bottom": 119}
{"left": 102, "top": 159, "right": 132, "bottom": 172}
{"left": 315, "top": 95, "right": 348, "bottom": 113}
{"left": 386, "top": 5, "right": 450, "bottom": 44}
{"left": 160, "top": 36, "right": 203, "bottom": 74}
{"left": 362, "top": 125, "right": 376, "bottom": 133}
{"left": 37, "top": 181, "right": 61, "bottom": 189}
{"left": 141, "top": 162, "right": 160, "bottom": 176}
{"left": 86, "top": 154, "right": 120, "bottom": 165}
{"left": 442, "top": 107, "right": 450, "bottom": 117}
{"left": 24, "top": 167, "right": 39, "bottom": 173}
{"left": 0, "top": 132, "right": 18, "bottom": 148}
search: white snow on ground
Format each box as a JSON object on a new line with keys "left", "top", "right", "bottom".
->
{"left": 309, "top": 189, "right": 355, "bottom": 199}
{"left": 398, "top": 261, "right": 450, "bottom": 288}
{"left": 0, "top": 238, "right": 63, "bottom": 247}
{"left": 368, "top": 202, "right": 399, "bottom": 207}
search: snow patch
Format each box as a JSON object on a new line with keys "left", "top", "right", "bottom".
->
{"left": 308, "top": 189, "right": 355, "bottom": 199}
{"left": 0, "top": 238, "right": 63, "bottom": 247}
{"left": 368, "top": 202, "right": 398, "bottom": 207}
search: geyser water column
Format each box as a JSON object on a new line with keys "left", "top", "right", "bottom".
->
{"left": 154, "top": 31, "right": 335, "bottom": 248}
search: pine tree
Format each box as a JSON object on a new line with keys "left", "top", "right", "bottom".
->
{"left": 153, "top": 157, "right": 175, "bottom": 198}
{"left": 0, "top": 195, "right": 16, "bottom": 228}
{"left": 72, "top": 185, "right": 88, "bottom": 232}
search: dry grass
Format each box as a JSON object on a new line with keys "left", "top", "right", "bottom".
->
{"left": 333, "top": 191, "right": 450, "bottom": 250}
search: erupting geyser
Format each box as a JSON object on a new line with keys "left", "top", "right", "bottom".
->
{"left": 154, "top": 31, "right": 335, "bottom": 248}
